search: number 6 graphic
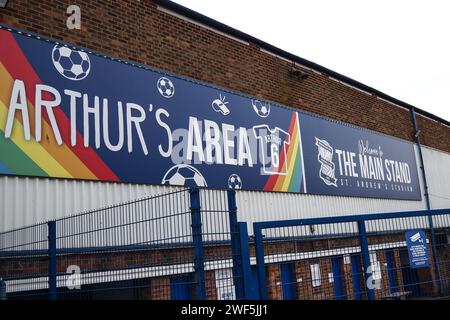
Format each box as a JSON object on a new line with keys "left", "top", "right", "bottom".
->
{"left": 271, "top": 144, "right": 279, "bottom": 169}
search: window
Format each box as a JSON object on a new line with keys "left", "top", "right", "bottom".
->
{"left": 369, "top": 253, "right": 382, "bottom": 280}
{"left": 310, "top": 263, "right": 321, "bottom": 287}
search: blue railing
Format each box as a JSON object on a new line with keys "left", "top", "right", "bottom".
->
{"left": 1, "top": 188, "right": 449, "bottom": 300}
{"left": 0, "top": 188, "right": 243, "bottom": 300}
{"left": 252, "top": 208, "right": 450, "bottom": 300}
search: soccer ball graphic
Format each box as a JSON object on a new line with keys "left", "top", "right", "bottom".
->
{"left": 157, "top": 77, "right": 175, "bottom": 98}
{"left": 162, "top": 164, "right": 207, "bottom": 187}
{"left": 52, "top": 45, "right": 91, "bottom": 80}
{"left": 251, "top": 100, "right": 270, "bottom": 118}
{"left": 228, "top": 174, "right": 242, "bottom": 190}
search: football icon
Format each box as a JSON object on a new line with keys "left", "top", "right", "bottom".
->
{"left": 252, "top": 99, "right": 270, "bottom": 118}
{"left": 228, "top": 174, "right": 242, "bottom": 190}
{"left": 52, "top": 45, "right": 91, "bottom": 81}
{"left": 157, "top": 77, "right": 175, "bottom": 98}
{"left": 162, "top": 164, "right": 207, "bottom": 187}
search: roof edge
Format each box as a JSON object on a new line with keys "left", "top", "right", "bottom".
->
{"left": 156, "top": 0, "right": 450, "bottom": 127}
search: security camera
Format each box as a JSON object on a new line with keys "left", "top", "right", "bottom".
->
{"left": 0, "top": 0, "right": 8, "bottom": 9}
{"left": 289, "top": 66, "right": 309, "bottom": 80}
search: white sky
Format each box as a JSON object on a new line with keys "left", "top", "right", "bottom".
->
{"left": 172, "top": 0, "right": 450, "bottom": 122}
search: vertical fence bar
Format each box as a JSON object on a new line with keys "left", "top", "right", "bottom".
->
{"left": 357, "top": 219, "right": 375, "bottom": 300}
{"left": 426, "top": 213, "right": 444, "bottom": 296}
{"left": 0, "top": 278, "right": 6, "bottom": 300}
{"left": 238, "top": 222, "right": 253, "bottom": 300}
{"left": 228, "top": 190, "right": 244, "bottom": 300}
{"left": 254, "top": 224, "right": 268, "bottom": 300}
{"left": 47, "top": 221, "right": 57, "bottom": 300}
{"left": 190, "top": 188, "right": 206, "bottom": 300}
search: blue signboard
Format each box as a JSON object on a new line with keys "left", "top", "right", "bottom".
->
{"left": 0, "top": 26, "right": 421, "bottom": 200}
{"left": 405, "top": 230, "right": 430, "bottom": 269}
{"left": 300, "top": 113, "right": 422, "bottom": 200}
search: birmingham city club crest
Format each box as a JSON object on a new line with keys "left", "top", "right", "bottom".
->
{"left": 315, "top": 137, "right": 337, "bottom": 187}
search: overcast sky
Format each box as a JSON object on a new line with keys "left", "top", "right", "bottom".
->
{"left": 172, "top": 0, "right": 450, "bottom": 122}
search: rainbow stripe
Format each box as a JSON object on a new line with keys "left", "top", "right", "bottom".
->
{"left": 263, "top": 112, "right": 304, "bottom": 192}
{"left": 0, "top": 30, "right": 119, "bottom": 181}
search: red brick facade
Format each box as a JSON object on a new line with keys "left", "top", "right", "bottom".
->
{"left": 1, "top": 0, "right": 449, "bottom": 153}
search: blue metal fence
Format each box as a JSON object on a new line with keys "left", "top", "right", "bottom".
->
{"left": 0, "top": 188, "right": 244, "bottom": 300}
{"left": 0, "top": 187, "right": 449, "bottom": 300}
{"left": 0, "top": 222, "right": 49, "bottom": 299}
{"left": 252, "top": 209, "right": 450, "bottom": 300}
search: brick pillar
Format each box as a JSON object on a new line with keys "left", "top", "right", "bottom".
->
{"left": 295, "top": 261, "right": 312, "bottom": 300}
{"left": 342, "top": 255, "right": 355, "bottom": 300}
{"left": 266, "top": 265, "right": 282, "bottom": 300}
{"left": 150, "top": 277, "right": 170, "bottom": 300}
{"left": 319, "top": 259, "right": 333, "bottom": 300}
{"left": 205, "top": 270, "right": 218, "bottom": 300}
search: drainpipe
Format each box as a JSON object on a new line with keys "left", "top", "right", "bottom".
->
{"left": 411, "top": 107, "right": 431, "bottom": 210}
{"left": 410, "top": 107, "right": 443, "bottom": 296}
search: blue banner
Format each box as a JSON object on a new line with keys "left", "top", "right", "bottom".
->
{"left": 0, "top": 28, "right": 305, "bottom": 194}
{"left": 0, "top": 27, "right": 421, "bottom": 200}
{"left": 300, "top": 113, "right": 421, "bottom": 200}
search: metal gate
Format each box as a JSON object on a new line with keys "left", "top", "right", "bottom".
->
{"left": 0, "top": 188, "right": 248, "bottom": 300}
{"left": 1, "top": 189, "right": 449, "bottom": 300}
{"left": 252, "top": 209, "right": 450, "bottom": 300}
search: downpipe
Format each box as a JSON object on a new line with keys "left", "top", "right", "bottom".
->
{"left": 410, "top": 107, "right": 443, "bottom": 296}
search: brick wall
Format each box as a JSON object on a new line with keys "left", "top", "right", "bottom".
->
{"left": 149, "top": 276, "right": 170, "bottom": 299}
{"left": 392, "top": 249, "right": 405, "bottom": 293}
{"left": 265, "top": 264, "right": 282, "bottom": 299}
{"left": 1, "top": 237, "right": 448, "bottom": 299}
{"left": 342, "top": 256, "right": 357, "bottom": 300}
{"left": 1, "top": 0, "right": 449, "bottom": 153}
